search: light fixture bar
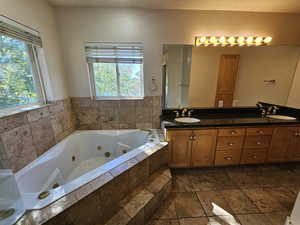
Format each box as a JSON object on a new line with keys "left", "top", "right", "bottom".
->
{"left": 195, "top": 36, "right": 272, "bottom": 47}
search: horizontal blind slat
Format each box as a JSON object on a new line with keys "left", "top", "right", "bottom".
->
{"left": 0, "top": 21, "right": 42, "bottom": 47}
{"left": 85, "top": 43, "right": 144, "bottom": 63}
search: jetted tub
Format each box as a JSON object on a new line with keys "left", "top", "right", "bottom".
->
{"left": 14, "top": 129, "right": 166, "bottom": 210}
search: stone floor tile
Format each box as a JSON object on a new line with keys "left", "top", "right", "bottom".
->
{"left": 196, "top": 191, "right": 234, "bottom": 216}
{"left": 263, "top": 187, "right": 297, "bottom": 212}
{"left": 179, "top": 217, "right": 209, "bottom": 225}
{"left": 172, "top": 174, "right": 195, "bottom": 192}
{"left": 208, "top": 215, "right": 241, "bottom": 225}
{"left": 226, "top": 171, "right": 261, "bottom": 188}
{"left": 147, "top": 219, "right": 180, "bottom": 225}
{"left": 221, "top": 189, "right": 259, "bottom": 214}
{"left": 188, "top": 171, "right": 236, "bottom": 192}
{"left": 236, "top": 214, "right": 272, "bottom": 225}
{"left": 174, "top": 192, "right": 206, "bottom": 218}
{"left": 274, "top": 170, "right": 300, "bottom": 187}
{"left": 243, "top": 188, "right": 286, "bottom": 213}
{"left": 264, "top": 211, "right": 289, "bottom": 225}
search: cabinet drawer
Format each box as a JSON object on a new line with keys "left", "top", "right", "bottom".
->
{"left": 241, "top": 149, "right": 268, "bottom": 164}
{"left": 246, "top": 127, "right": 274, "bottom": 136}
{"left": 244, "top": 136, "right": 272, "bottom": 149}
{"left": 217, "top": 136, "right": 244, "bottom": 150}
{"left": 215, "top": 150, "right": 241, "bottom": 166}
{"left": 218, "top": 128, "right": 245, "bottom": 137}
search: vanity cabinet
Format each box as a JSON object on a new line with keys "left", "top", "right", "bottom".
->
{"left": 166, "top": 125, "right": 300, "bottom": 168}
{"left": 286, "top": 127, "right": 300, "bottom": 161}
{"left": 241, "top": 127, "right": 273, "bottom": 164}
{"left": 215, "top": 128, "right": 244, "bottom": 166}
{"left": 191, "top": 129, "right": 217, "bottom": 167}
{"left": 166, "top": 130, "right": 192, "bottom": 168}
{"left": 268, "top": 127, "right": 291, "bottom": 162}
{"left": 166, "top": 129, "right": 217, "bottom": 168}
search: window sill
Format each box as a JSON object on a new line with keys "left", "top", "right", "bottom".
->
{"left": 0, "top": 104, "right": 51, "bottom": 119}
{"left": 94, "top": 96, "right": 144, "bottom": 101}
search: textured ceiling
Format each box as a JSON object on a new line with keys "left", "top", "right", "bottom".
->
{"left": 47, "top": 0, "right": 300, "bottom": 13}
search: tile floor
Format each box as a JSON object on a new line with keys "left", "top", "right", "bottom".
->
{"left": 147, "top": 163, "right": 300, "bottom": 225}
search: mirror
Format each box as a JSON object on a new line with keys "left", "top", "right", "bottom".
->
{"left": 163, "top": 44, "right": 300, "bottom": 109}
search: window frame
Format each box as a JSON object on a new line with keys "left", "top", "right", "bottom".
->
{"left": 0, "top": 17, "right": 46, "bottom": 114}
{"left": 86, "top": 43, "right": 144, "bottom": 100}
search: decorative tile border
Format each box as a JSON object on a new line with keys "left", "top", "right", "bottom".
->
{"left": 0, "top": 99, "right": 76, "bottom": 172}
{"left": 15, "top": 146, "right": 169, "bottom": 225}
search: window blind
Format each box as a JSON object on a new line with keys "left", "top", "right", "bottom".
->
{"left": 85, "top": 43, "right": 143, "bottom": 64}
{"left": 0, "top": 17, "right": 42, "bottom": 47}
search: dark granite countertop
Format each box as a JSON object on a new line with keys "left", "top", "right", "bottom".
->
{"left": 162, "top": 116, "right": 300, "bottom": 129}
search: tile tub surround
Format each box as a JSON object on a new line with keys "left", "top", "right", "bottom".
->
{"left": 0, "top": 99, "right": 76, "bottom": 172}
{"left": 15, "top": 146, "right": 169, "bottom": 225}
{"left": 71, "top": 96, "right": 162, "bottom": 130}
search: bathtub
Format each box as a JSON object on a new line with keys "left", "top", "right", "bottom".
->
{"left": 14, "top": 129, "right": 167, "bottom": 210}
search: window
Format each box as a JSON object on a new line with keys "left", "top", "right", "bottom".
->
{"left": 0, "top": 16, "right": 45, "bottom": 111}
{"left": 86, "top": 43, "right": 144, "bottom": 100}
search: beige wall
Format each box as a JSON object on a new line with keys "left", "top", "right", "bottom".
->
{"left": 235, "top": 46, "right": 299, "bottom": 106}
{"left": 54, "top": 7, "right": 300, "bottom": 99}
{"left": 1, "top": 0, "right": 68, "bottom": 100}
{"left": 189, "top": 46, "right": 300, "bottom": 107}
{"left": 189, "top": 47, "right": 241, "bottom": 107}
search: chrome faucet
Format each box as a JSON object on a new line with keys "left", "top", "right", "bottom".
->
{"left": 256, "top": 103, "right": 266, "bottom": 118}
{"left": 268, "top": 106, "right": 279, "bottom": 115}
{"left": 187, "top": 109, "right": 194, "bottom": 117}
{"left": 181, "top": 108, "right": 188, "bottom": 117}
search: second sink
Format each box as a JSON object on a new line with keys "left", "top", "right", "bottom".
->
{"left": 267, "top": 115, "right": 297, "bottom": 120}
{"left": 174, "top": 117, "right": 201, "bottom": 123}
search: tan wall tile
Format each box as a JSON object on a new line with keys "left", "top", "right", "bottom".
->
{"left": 30, "top": 119, "right": 56, "bottom": 156}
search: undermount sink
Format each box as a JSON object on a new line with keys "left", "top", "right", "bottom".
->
{"left": 174, "top": 117, "right": 200, "bottom": 123}
{"left": 266, "top": 115, "right": 297, "bottom": 120}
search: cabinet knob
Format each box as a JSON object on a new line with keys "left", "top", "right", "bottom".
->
{"left": 231, "top": 131, "right": 237, "bottom": 135}
{"left": 228, "top": 143, "right": 235, "bottom": 146}
{"left": 256, "top": 141, "right": 261, "bottom": 145}
{"left": 252, "top": 155, "right": 257, "bottom": 159}
{"left": 224, "top": 156, "right": 232, "bottom": 160}
{"left": 189, "top": 135, "right": 194, "bottom": 140}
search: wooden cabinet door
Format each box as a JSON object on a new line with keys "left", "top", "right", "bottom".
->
{"left": 167, "top": 130, "right": 193, "bottom": 168}
{"left": 191, "top": 129, "right": 217, "bottom": 167}
{"left": 287, "top": 127, "right": 300, "bottom": 161}
{"left": 215, "top": 55, "right": 240, "bottom": 107}
{"left": 268, "top": 127, "right": 291, "bottom": 162}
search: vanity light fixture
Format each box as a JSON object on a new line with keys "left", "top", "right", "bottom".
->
{"left": 195, "top": 36, "right": 272, "bottom": 47}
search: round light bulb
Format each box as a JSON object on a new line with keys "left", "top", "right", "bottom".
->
{"left": 228, "top": 36, "right": 236, "bottom": 45}
{"left": 246, "top": 37, "right": 254, "bottom": 45}
{"left": 255, "top": 37, "right": 263, "bottom": 46}
{"left": 219, "top": 36, "right": 226, "bottom": 43}
{"left": 237, "top": 37, "right": 245, "bottom": 46}
{"left": 200, "top": 36, "right": 207, "bottom": 43}
{"left": 264, "top": 36, "right": 272, "bottom": 44}
{"left": 209, "top": 36, "right": 217, "bottom": 44}
{"left": 204, "top": 39, "right": 211, "bottom": 46}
